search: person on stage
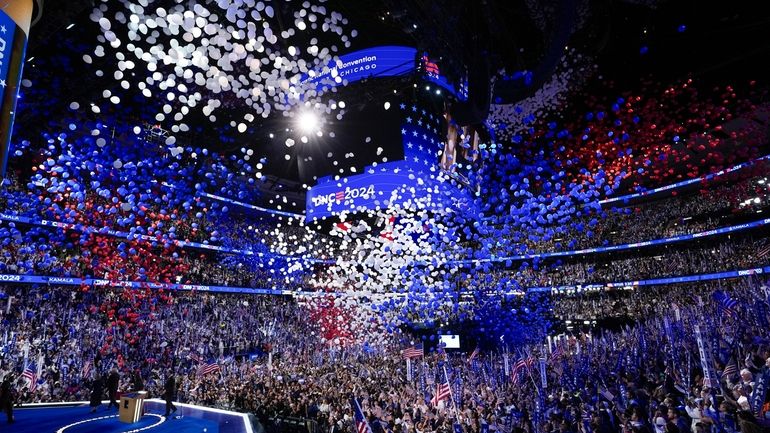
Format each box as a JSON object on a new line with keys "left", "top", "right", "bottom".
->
{"left": 0, "top": 375, "right": 14, "bottom": 424}
{"left": 132, "top": 369, "right": 144, "bottom": 392}
{"left": 106, "top": 368, "right": 120, "bottom": 410}
{"left": 163, "top": 374, "right": 178, "bottom": 417}
{"left": 89, "top": 374, "right": 104, "bottom": 413}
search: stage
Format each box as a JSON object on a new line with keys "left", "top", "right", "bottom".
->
{"left": 6, "top": 399, "right": 254, "bottom": 433}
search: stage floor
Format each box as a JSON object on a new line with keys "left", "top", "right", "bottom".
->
{"left": 5, "top": 399, "right": 253, "bottom": 433}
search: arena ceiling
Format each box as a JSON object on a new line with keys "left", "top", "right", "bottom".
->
{"left": 13, "top": 0, "right": 770, "bottom": 188}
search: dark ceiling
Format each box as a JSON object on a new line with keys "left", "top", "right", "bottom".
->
{"left": 13, "top": 0, "right": 770, "bottom": 188}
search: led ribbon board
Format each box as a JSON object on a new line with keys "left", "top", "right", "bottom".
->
{"left": 0, "top": 8, "right": 27, "bottom": 177}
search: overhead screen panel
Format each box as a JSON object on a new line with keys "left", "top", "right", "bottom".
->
{"left": 299, "top": 45, "right": 418, "bottom": 89}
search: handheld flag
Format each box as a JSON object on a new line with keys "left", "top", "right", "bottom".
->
{"left": 713, "top": 290, "right": 739, "bottom": 318}
{"left": 196, "top": 359, "right": 220, "bottom": 376}
{"left": 467, "top": 346, "right": 480, "bottom": 363}
{"left": 431, "top": 381, "right": 451, "bottom": 406}
{"left": 22, "top": 363, "right": 37, "bottom": 392}
{"left": 351, "top": 396, "right": 373, "bottom": 433}
{"left": 401, "top": 344, "right": 424, "bottom": 359}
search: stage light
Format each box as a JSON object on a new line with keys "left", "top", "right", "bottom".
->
{"left": 297, "top": 111, "right": 320, "bottom": 133}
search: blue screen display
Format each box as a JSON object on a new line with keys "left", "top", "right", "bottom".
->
{"left": 300, "top": 45, "right": 417, "bottom": 89}
{"left": 305, "top": 163, "right": 431, "bottom": 219}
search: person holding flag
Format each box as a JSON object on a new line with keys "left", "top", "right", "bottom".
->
{"left": 351, "top": 396, "right": 373, "bottom": 433}
{"left": 21, "top": 362, "right": 37, "bottom": 394}
{"left": 467, "top": 346, "right": 480, "bottom": 364}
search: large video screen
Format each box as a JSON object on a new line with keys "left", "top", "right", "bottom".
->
{"left": 299, "top": 45, "right": 417, "bottom": 90}
{"left": 305, "top": 165, "right": 429, "bottom": 219}
{"left": 439, "top": 334, "right": 460, "bottom": 349}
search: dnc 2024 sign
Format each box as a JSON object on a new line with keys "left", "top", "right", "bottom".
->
{"left": 306, "top": 168, "right": 431, "bottom": 219}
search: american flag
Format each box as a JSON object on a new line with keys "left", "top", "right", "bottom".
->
{"left": 196, "top": 360, "right": 220, "bottom": 376}
{"left": 401, "top": 344, "right": 424, "bottom": 359}
{"left": 549, "top": 346, "right": 564, "bottom": 363}
{"left": 756, "top": 243, "right": 770, "bottom": 260}
{"left": 511, "top": 357, "right": 534, "bottom": 385}
{"left": 350, "top": 396, "right": 373, "bottom": 433}
{"left": 81, "top": 360, "right": 92, "bottom": 379}
{"left": 722, "top": 357, "right": 739, "bottom": 379}
{"left": 187, "top": 352, "right": 203, "bottom": 363}
{"left": 335, "top": 191, "right": 345, "bottom": 202}
{"left": 713, "top": 290, "right": 739, "bottom": 318}
{"left": 399, "top": 103, "right": 443, "bottom": 174}
{"left": 431, "top": 382, "right": 451, "bottom": 406}
{"left": 467, "top": 346, "right": 480, "bottom": 363}
{"left": 22, "top": 363, "right": 37, "bottom": 392}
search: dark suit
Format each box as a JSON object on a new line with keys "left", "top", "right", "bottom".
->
{"left": 89, "top": 377, "right": 104, "bottom": 412}
{"left": 132, "top": 372, "right": 144, "bottom": 392}
{"left": 106, "top": 371, "right": 119, "bottom": 409}
{"left": 0, "top": 378, "right": 13, "bottom": 423}
{"left": 163, "top": 376, "right": 177, "bottom": 416}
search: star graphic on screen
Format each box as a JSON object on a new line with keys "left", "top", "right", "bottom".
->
{"left": 422, "top": 134, "right": 428, "bottom": 140}
{"left": 0, "top": 25, "right": 6, "bottom": 34}
{"left": 418, "top": 145, "right": 424, "bottom": 151}
{"left": 412, "top": 130, "right": 418, "bottom": 137}
{"left": 405, "top": 117, "right": 412, "bottom": 123}
{"left": 399, "top": 103, "right": 406, "bottom": 110}
{"left": 401, "top": 128, "right": 407, "bottom": 135}
{"left": 406, "top": 142, "right": 414, "bottom": 149}
{"left": 413, "top": 156, "right": 420, "bottom": 162}
{"left": 417, "top": 119, "right": 423, "bottom": 126}
{"left": 0, "top": 79, "right": 6, "bottom": 88}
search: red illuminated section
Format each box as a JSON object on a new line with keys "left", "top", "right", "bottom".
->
{"left": 421, "top": 55, "right": 440, "bottom": 78}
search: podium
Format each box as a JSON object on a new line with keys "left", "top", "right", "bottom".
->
{"left": 119, "top": 391, "right": 148, "bottom": 423}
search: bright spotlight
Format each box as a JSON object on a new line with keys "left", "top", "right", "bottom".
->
{"left": 297, "top": 111, "right": 319, "bottom": 133}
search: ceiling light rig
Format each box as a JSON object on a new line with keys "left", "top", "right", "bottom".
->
{"left": 297, "top": 111, "right": 321, "bottom": 134}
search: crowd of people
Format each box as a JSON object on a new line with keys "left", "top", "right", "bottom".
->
{"left": 3, "top": 160, "right": 770, "bottom": 293}
{"left": 516, "top": 235, "right": 770, "bottom": 288}
{"left": 0, "top": 83, "right": 767, "bottom": 433}
{"left": 1, "top": 276, "right": 770, "bottom": 433}
{"left": 493, "top": 174, "right": 770, "bottom": 256}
